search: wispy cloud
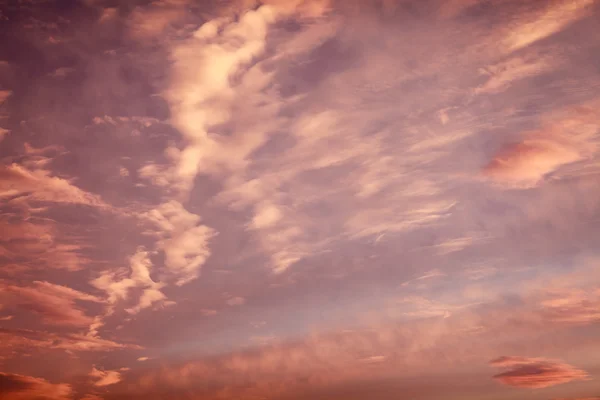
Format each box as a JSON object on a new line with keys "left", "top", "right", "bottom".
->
{"left": 1, "top": 281, "right": 102, "bottom": 327}
{"left": 540, "top": 288, "right": 600, "bottom": 325}
{"left": 502, "top": 0, "right": 596, "bottom": 52}
{"left": 0, "top": 217, "right": 89, "bottom": 271}
{"left": 0, "top": 163, "right": 107, "bottom": 208}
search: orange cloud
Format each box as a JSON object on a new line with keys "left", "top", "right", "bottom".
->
{"left": 0, "top": 372, "right": 72, "bottom": 400}
{"left": 503, "top": 0, "right": 595, "bottom": 52}
{"left": 0, "top": 218, "right": 89, "bottom": 271}
{"left": 555, "top": 398, "right": 600, "bottom": 400}
{"left": 0, "top": 327, "right": 140, "bottom": 358}
{"left": 0, "top": 163, "right": 107, "bottom": 208}
{"left": 490, "top": 356, "right": 589, "bottom": 389}
{"left": 2, "top": 281, "right": 103, "bottom": 327}
{"left": 484, "top": 105, "right": 599, "bottom": 188}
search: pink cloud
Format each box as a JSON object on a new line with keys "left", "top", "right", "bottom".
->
{"left": 490, "top": 356, "right": 589, "bottom": 389}
{"left": 0, "top": 163, "right": 107, "bottom": 208}
{"left": 0, "top": 218, "right": 89, "bottom": 271}
{"left": 540, "top": 289, "right": 600, "bottom": 325}
{"left": 484, "top": 104, "right": 599, "bottom": 188}
{"left": 0, "top": 328, "right": 140, "bottom": 357}
{"left": 2, "top": 281, "right": 103, "bottom": 327}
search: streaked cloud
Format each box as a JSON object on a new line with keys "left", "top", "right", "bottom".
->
{"left": 0, "top": 218, "right": 89, "bottom": 271}
{"left": 490, "top": 356, "right": 589, "bottom": 389}
{"left": 475, "top": 55, "right": 552, "bottom": 94}
{"left": 540, "top": 288, "right": 600, "bottom": 325}
{"left": 1, "top": 1, "right": 599, "bottom": 399}
{"left": 503, "top": 0, "right": 596, "bottom": 52}
{"left": 0, "top": 164, "right": 107, "bottom": 208}
{"left": 1, "top": 281, "right": 102, "bottom": 327}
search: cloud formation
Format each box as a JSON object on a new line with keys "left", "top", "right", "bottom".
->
{"left": 91, "top": 248, "right": 165, "bottom": 316}
{"left": 490, "top": 356, "right": 589, "bottom": 389}
{"left": 502, "top": 0, "right": 596, "bottom": 52}
{"left": 484, "top": 104, "right": 599, "bottom": 187}
{"left": 1, "top": 281, "right": 102, "bottom": 327}
{"left": 540, "top": 288, "right": 600, "bottom": 324}
{"left": 1, "top": 1, "right": 600, "bottom": 399}
{"left": 0, "top": 163, "right": 107, "bottom": 208}
{"left": 0, "top": 372, "right": 72, "bottom": 400}
{"left": 90, "top": 367, "right": 122, "bottom": 387}
{"left": 0, "top": 217, "right": 89, "bottom": 271}
{"left": 140, "top": 201, "right": 215, "bottom": 286}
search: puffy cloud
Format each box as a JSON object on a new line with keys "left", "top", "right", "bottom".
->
{"left": 91, "top": 248, "right": 165, "bottom": 315}
{"left": 145, "top": 5, "right": 278, "bottom": 196}
{"left": 490, "top": 356, "right": 589, "bottom": 389}
{"left": 1, "top": 281, "right": 103, "bottom": 327}
{"left": 0, "top": 372, "right": 72, "bottom": 400}
{"left": 140, "top": 201, "right": 215, "bottom": 286}
{"left": 89, "top": 367, "right": 122, "bottom": 387}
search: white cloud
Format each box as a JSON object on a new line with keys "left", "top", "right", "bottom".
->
{"left": 92, "top": 248, "right": 165, "bottom": 315}
{"left": 140, "top": 201, "right": 216, "bottom": 286}
{"left": 90, "top": 367, "right": 122, "bottom": 387}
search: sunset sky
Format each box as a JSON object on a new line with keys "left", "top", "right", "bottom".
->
{"left": 1, "top": 0, "right": 600, "bottom": 399}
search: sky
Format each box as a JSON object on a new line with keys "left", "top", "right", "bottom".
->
{"left": 0, "top": 0, "right": 599, "bottom": 399}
